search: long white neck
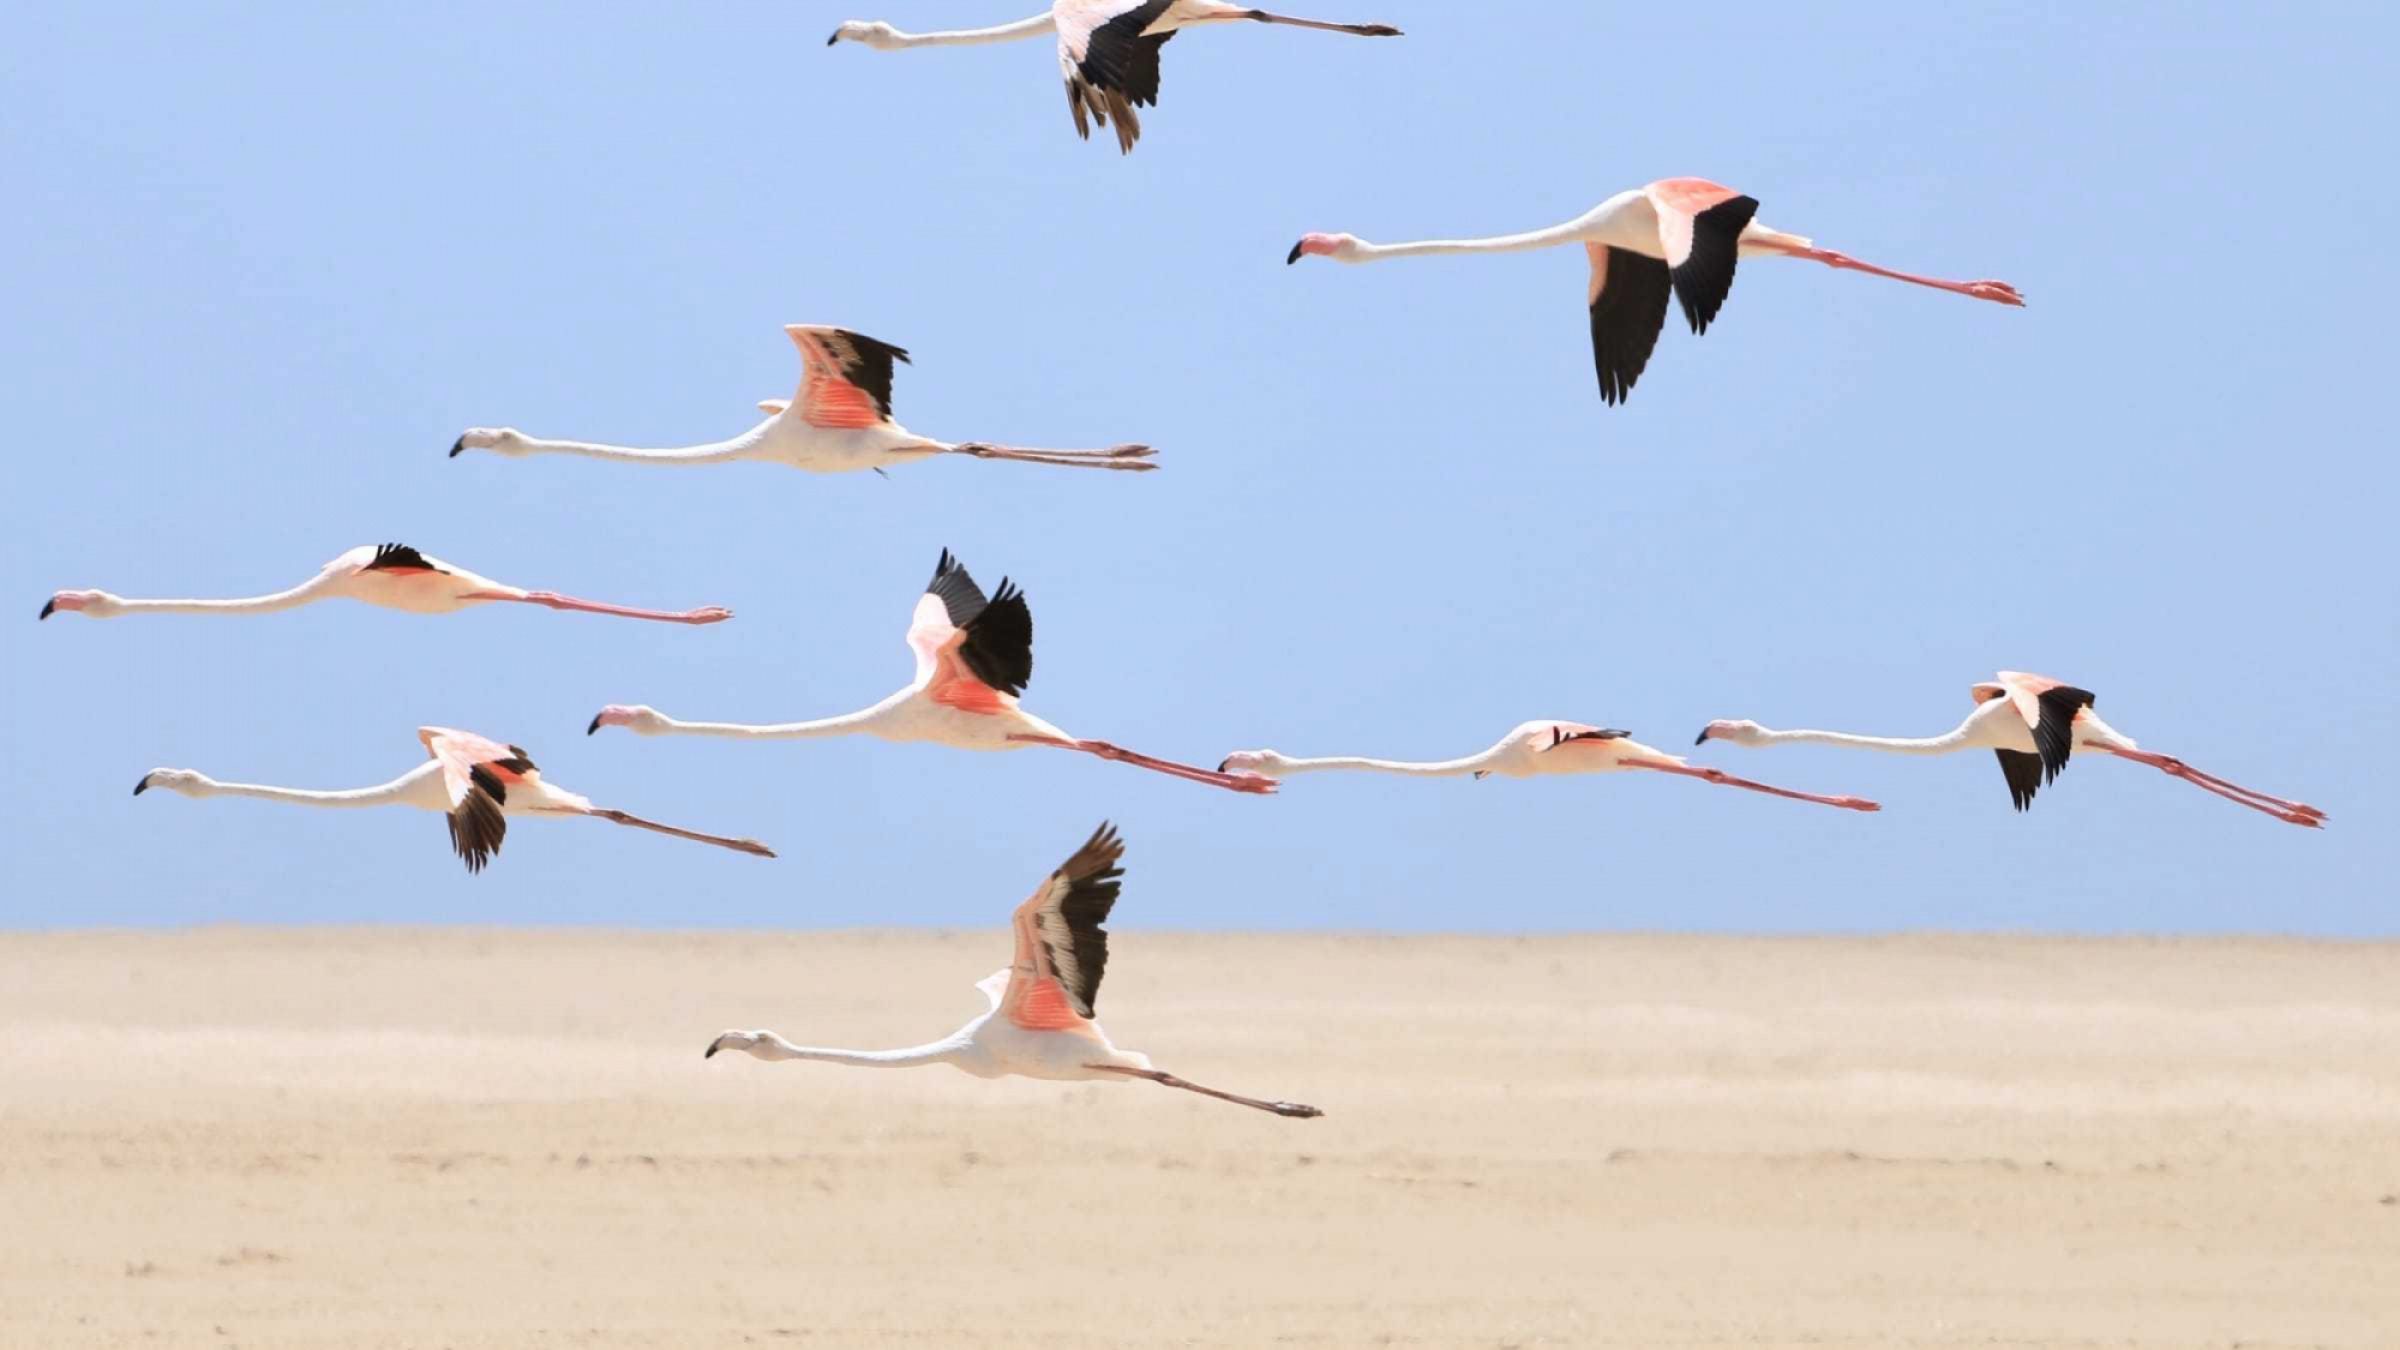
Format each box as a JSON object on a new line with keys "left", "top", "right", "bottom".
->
{"left": 1347, "top": 209, "right": 1606, "bottom": 262}
{"left": 1272, "top": 752, "right": 1497, "bottom": 778}
{"left": 861, "top": 14, "right": 1053, "bottom": 48}
{"left": 512, "top": 434, "right": 759, "bottom": 467}
{"left": 750, "top": 1032, "right": 967, "bottom": 1068}
{"left": 641, "top": 694, "right": 904, "bottom": 741}
{"left": 1738, "top": 720, "right": 1977, "bottom": 756}
{"left": 183, "top": 767, "right": 432, "bottom": 808}
{"left": 101, "top": 577, "right": 331, "bottom": 616}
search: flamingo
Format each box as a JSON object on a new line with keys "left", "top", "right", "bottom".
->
{"left": 1694, "top": 672, "right": 2326, "bottom": 828}
{"left": 826, "top": 2, "right": 1401, "bottom": 154}
{"left": 451, "top": 325, "right": 1154, "bottom": 476}
{"left": 590, "top": 550, "right": 1270, "bottom": 795}
{"left": 1287, "top": 177, "right": 2025, "bottom": 405}
{"left": 133, "top": 728, "right": 777, "bottom": 873}
{"left": 1216, "top": 720, "right": 1880, "bottom": 811}
{"left": 39, "top": 543, "right": 731, "bottom": 625}
{"left": 706, "top": 823, "right": 1321, "bottom": 1118}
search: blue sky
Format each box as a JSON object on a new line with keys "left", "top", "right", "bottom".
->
{"left": 5, "top": 3, "right": 2391, "bottom": 933}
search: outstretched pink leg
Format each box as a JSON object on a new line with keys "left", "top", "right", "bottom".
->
{"left": 466, "top": 591, "right": 733, "bottom": 625}
{"left": 1240, "top": 11, "right": 1403, "bottom": 36}
{"left": 948, "top": 443, "right": 1157, "bottom": 472}
{"left": 1008, "top": 734, "right": 1277, "bottom": 794}
{"left": 1624, "top": 757, "right": 1881, "bottom": 812}
{"left": 2100, "top": 747, "right": 2325, "bottom": 827}
{"left": 1774, "top": 244, "right": 2025, "bottom": 307}
{"left": 1084, "top": 1063, "right": 1322, "bottom": 1118}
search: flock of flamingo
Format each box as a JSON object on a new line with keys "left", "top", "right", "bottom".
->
{"left": 39, "top": 3, "right": 2326, "bottom": 1120}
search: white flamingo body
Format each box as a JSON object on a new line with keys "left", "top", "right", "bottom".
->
{"left": 134, "top": 728, "right": 777, "bottom": 873}
{"left": 453, "top": 325, "right": 1152, "bottom": 477}
{"left": 591, "top": 551, "right": 1270, "bottom": 794}
{"left": 707, "top": 825, "right": 1315, "bottom": 1117}
{"left": 41, "top": 544, "right": 731, "bottom": 625}
{"left": 1695, "top": 672, "right": 2326, "bottom": 827}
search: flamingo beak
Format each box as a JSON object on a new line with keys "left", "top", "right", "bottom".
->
{"left": 1693, "top": 727, "right": 1712, "bottom": 745}
{"left": 825, "top": 29, "right": 839, "bottom": 45}
{"left": 132, "top": 774, "right": 152, "bottom": 796}
{"left": 1215, "top": 758, "right": 1230, "bottom": 773}
{"left": 703, "top": 1040, "right": 721, "bottom": 1059}
{"left": 447, "top": 435, "right": 465, "bottom": 458}
{"left": 1285, "top": 240, "right": 1304, "bottom": 265}
{"left": 586, "top": 713, "right": 602, "bottom": 735}
{"left": 39, "top": 599, "right": 55, "bottom": 620}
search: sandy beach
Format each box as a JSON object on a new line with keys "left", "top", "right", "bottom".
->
{"left": 1, "top": 928, "right": 2395, "bottom": 1348}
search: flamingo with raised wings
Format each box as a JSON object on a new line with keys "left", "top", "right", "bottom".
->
{"left": 1288, "top": 177, "right": 2023, "bottom": 404}
{"left": 827, "top": 2, "right": 1400, "bottom": 153}
{"left": 41, "top": 543, "right": 730, "bottom": 625}
{"left": 591, "top": 550, "right": 1268, "bottom": 794}
{"left": 1217, "top": 720, "right": 1880, "bottom": 810}
{"left": 452, "top": 325, "right": 1154, "bottom": 476}
{"left": 706, "top": 823, "right": 1321, "bottom": 1117}
{"left": 133, "top": 728, "right": 777, "bottom": 873}
{"left": 1694, "top": 671, "right": 2326, "bottom": 827}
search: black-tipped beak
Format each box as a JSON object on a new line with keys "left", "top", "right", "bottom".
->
{"left": 703, "top": 1042, "right": 720, "bottom": 1059}
{"left": 39, "top": 599, "right": 55, "bottom": 620}
{"left": 586, "top": 714, "right": 602, "bottom": 736}
{"left": 825, "top": 30, "right": 839, "bottom": 45}
{"left": 1285, "top": 241, "right": 1304, "bottom": 265}
{"left": 1693, "top": 728, "right": 1711, "bottom": 745}
{"left": 447, "top": 435, "right": 465, "bottom": 458}
{"left": 1216, "top": 758, "right": 1231, "bottom": 773}
{"left": 132, "top": 774, "right": 151, "bottom": 796}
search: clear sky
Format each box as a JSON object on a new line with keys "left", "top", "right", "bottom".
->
{"left": 5, "top": 3, "right": 2392, "bottom": 934}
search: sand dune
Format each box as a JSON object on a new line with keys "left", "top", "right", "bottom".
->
{"left": 2, "top": 928, "right": 2396, "bottom": 1348}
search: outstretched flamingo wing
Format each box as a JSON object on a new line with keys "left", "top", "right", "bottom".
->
{"left": 784, "top": 325, "right": 909, "bottom": 431}
{"left": 1988, "top": 672, "right": 2098, "bottom": 811}
{"left": 417, "top": 727, "right": 539, "bottom": 873}
{"left": 1537, "top": 723, "right": 1632, "bottom": 754}
{"left": 356, "top": 543, "right": 447, "bottom": 576}
{"left": 999, "top": 822, "right": 1126, "bottom": 1031}
{"left": 1583, "top": 245, "right": 1673, "bottom": 405}
{"left": 907, "top": 549, "right": 1034, "bottom": 713}
{"left": 1644, "top": 178, "right": 1761, "bottom": 336}
{"left": 1057, "top": 0, "right": 1177, "bottom": 151}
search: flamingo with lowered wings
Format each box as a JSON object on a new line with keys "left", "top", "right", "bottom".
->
{"left": 134, "top": 728, "right": 776, "bottom": 873}
{"left": 1694, "top": 671, "right": 2325, "bottom": 827}
{"left": 828, "top": 2, "right": 1400, "bottom": 154}
{"left": 706, "top": 823, "right": 1321, "bottom": 1117}
{"left": 452, "top": 325, "right": 1153, "bottom": 476}
{"left": 1289, "top": 177, "right": 2023, "bottom": 404}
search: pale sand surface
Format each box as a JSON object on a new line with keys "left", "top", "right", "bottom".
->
{"left": 2, "top": 929, "right": 2397, "bottom": 1349}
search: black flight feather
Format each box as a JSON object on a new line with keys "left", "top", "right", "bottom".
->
{"left": 926, "top": 550, "right": 1034, "bottom": 696}
{"left": 1670, "top": 194, "right": 1760, "bottom": 335}
{"left": 1588, "top": 247, "right": 1673, "bottom": 406}
{"left": 1050, "top": 823, "right": 1126, "bottom": 1017}
{"left": 830, "top": 330, "right": 910, "bottom": 420}
{"left": 363, "top": 543, "right": 434, "bottom": 572}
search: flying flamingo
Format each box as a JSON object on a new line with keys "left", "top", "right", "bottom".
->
{"left": 133, "top": 728, "right": 777, "bottom": 873}
{"left": 827, "top": 2, "right": 1401, "bottom": 154}
{"left": 1216, "top": 720, "right": 1880, "bottom": 811}
{"left": 706, "top": 822, "right": 1321, "bottom": 1118}
{"left": 40, "top": 543, "right": 731, "bottom": 625}
{"left": 1693, "top": 672, "right": 2326, "bottom": 828}
{"left": 590, "top": 550, "right": 1270, "bottom": 795}
{"left": 451, "top": 325, "right": 1154, "bottom": 476}
{"left": 1287, "top": 177, "right": 2024, "bottom": 405}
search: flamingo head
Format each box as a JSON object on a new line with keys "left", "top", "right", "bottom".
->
{"left": 703, "top": 1029, "right": 761, "bottom": 1060}
{"left": 133, "top": 769, "right": 212, "bottom": 797}
{"left": 1286, "top": 233, "right": 1361, "bottom": 265}
{"left": 588, "top": 704, "right": 667, "bottom": 736}
{"left": 449, "top": 427, "right": 529, "bottom": 458}
{"left": 1693, "top": 719, "right": 1767, "bottom": 747}
{"left": 1214, "top": 749, "right": 1294, "bottom": 780}
{"left": 40, "top": 590, "right": 121, "bottom": 620}
{"left": 827, "top": 20, "right": 902, "bottom": 49}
